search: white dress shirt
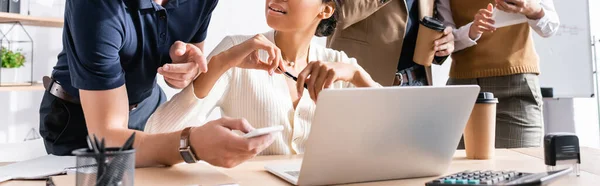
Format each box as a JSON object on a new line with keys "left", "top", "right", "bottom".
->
{"left": 437, "top": 0, "right": 560, "bottom": 51}
{"left": 144, "top": 30, "right": 361, "bottom": 155}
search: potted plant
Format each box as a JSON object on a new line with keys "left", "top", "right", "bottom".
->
{"left": 0, "top": 47, "right": 26, "bottom": 84}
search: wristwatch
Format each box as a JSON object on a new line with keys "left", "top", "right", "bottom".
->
{"left": 179, "top": 127, "right": 200, "bottom": 163}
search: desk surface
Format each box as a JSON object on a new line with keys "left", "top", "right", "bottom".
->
{"left": 512, "top": 147, "right": 600, "bottom": 176}
{"left": 1, "top": 148, "right": 599, "bottom": 186}
{"left": 216, "top": 148, "right": 599, "bottom": 186}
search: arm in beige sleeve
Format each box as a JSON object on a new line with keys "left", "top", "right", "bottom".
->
{"left": 337, "top": 0, "right": 391, "bottom": 29}
{"left": 437, "top": 0, "right": 480, "bottom": 52}
{"left": 331, "top": 50, "right": 380, "bottom": 88}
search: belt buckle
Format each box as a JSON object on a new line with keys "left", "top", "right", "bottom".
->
{"left": 395, "top": 72, "right": 405, "bottom": 86}
{"left": 129, "top": 104, "right": 139, "bottom": 111}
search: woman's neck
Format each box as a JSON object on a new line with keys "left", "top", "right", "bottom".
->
{"left": 274, "top": 30, "right": 313, "bottom": 69}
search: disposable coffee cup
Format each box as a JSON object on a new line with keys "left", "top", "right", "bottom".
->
{"left": 464, "top": 92, "right": 499, "bottom": 159}
{"left": 413, "top": 16, "right": 445, "bottom": 67}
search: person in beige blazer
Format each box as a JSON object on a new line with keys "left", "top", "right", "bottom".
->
{"left": 327, "top": 0, "right": 454, "bottom": 86}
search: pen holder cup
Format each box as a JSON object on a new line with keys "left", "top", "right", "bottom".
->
{"left": 72, "top": 148, "right": 135, "bottom": 186}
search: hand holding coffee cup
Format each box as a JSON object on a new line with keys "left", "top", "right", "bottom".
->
{"left": 434, "top": 27, "right": 455, "bottom": 57}
{"left": 464, "top": 92, "right": 499, "bottom": 160}
{"left": 414, "top": 16, "right": 449, "bottom": 66}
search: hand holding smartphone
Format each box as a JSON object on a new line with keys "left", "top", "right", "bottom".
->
{"left": 243, "top": 125, "right": 284, "bottom": 138}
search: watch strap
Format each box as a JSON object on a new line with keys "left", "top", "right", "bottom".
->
{"left": 179, "top": 127, "right": 199, "bottom": 163}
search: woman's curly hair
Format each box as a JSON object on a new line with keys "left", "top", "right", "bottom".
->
{"left": 315, "top": 0, "right": 344, "bottom": 37}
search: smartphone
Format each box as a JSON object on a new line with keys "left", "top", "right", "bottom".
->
{"left": 243, "top": 125, "right": 284, "bottom": 138}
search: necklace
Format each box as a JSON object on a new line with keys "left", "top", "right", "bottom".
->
{"left": 285, "top": 61, "right": 296, "bottom": 67}
{"left": 274, "top": 31, "right": 306, "bottom": 68}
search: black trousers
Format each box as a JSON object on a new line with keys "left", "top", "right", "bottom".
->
{"left": 38, "top": 85, "right": 166, "bottom": 155}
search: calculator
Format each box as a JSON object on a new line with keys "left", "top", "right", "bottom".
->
{"left": 425, "top": 167, "right": 572, "bottom": 186}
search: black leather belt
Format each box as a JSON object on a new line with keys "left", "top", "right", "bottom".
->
{"left": 393, "top": 72, "right": 409, "bottom": 86}
{"left": 43, "top": 76, "right": 139, "bottom": 111}
{"left": 393, "top": 65, "right": 427, "bottom": 86}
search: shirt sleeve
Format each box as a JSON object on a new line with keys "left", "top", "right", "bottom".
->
{"left": 145, "top": 36, "right": 236, "bottom": 134}
{"left": 190, "top": 0, "right": 219, "bottom": 43}
{"left": 65, "top": 0, "right": 125, "bottom": 91}
{"left": 144, "top": 74, "right": 231, "bottom": 134}
{"left": 527, "top": 0, "right": 560, "bottom": 37}
{"left": 328, "top": 49, "right": 382, "bottom": 88}
{"left": 437, "top": 0, "right": 480, "bottom": 52}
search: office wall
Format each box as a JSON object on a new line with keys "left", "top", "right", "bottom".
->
{"left": 0, "top": 0, "right": 63, "bottom": 144}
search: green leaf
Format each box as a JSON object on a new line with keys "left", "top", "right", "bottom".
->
{"left": 0, "top": 47, "right": 26, "bottom": 68}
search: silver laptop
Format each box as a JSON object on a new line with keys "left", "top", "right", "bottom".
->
{"left": 265, "top": 85, "right": 480, "bottom": 185}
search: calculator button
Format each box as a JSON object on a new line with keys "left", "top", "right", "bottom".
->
{"left": 432, "top": 179, "right": 444, "bottom": 183}
{"left": 468, "top": 179, "right": 480, "bottom": 184}
{"left": 481, "top": 180, "right": 493, "bottom": 185}
{"left": 444, "top": 179, "right": 456, "bottom": 184}
{"left": 456, "top": 179, "right": 468, "bottom": 184}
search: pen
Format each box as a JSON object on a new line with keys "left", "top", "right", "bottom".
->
{"left": 120, "top": 132, "right": 136, "bottom": 151}
{"left": 278, "top": 67, "right": 308, "bottom": 89}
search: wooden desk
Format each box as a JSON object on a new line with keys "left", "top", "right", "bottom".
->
{"left": 512, "top": 147, "right": 600, "bottom": 176}
{"left": 1, "top": 148, "right": 599, "bottom": 186}
{"left": 216, "top": 149, "right": 599, "bottom": 186}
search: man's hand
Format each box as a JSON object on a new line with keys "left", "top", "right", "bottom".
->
{"left": 159, "top": 41, "right": 209, "bottom": 89}
{"left": 495, "top": 0, "right": 544, "bottom": 20}
{"left": 189, "top": 117, "right": 275, "bottom": 168}
{"left": 469, "top": 3, "right": 496, "bottom": 40}
{"left": 434, "top": 27, "right": 455, "bottom": 57}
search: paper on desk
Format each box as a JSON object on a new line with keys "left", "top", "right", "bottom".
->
{"left": 0, "top": 155, "right": 75, "bottom": 183}
{"left": 492, "top": 8, "right": 528, "bottom": 28}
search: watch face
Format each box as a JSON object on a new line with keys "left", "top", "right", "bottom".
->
{"left": 180, "top": 149, "right": 197, "bottom": 163}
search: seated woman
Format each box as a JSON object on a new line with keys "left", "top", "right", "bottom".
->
{"left": 144, "top": 0, "right": 379, "bottom": 155}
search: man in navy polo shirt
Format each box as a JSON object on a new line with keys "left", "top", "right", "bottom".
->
{"left": 39, "top": 0, "right": 274, "bottom": 167}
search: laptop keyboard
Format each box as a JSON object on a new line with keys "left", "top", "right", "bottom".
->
{"left": 286, "top": 171, "right": 301, "bottom": 178}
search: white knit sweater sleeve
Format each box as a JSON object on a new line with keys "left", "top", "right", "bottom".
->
{"left": 144, "top": 37, "right": 237, "bottom": 134}
{"left": 318, "top": 46, "right": 381, "bottom": 88}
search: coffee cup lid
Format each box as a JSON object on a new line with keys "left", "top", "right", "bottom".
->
{"left": 477, "top": 92, "right": 498, "bottom": 104}
{"left": 420, "top": 16, "right": 445, "bottom": 31}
